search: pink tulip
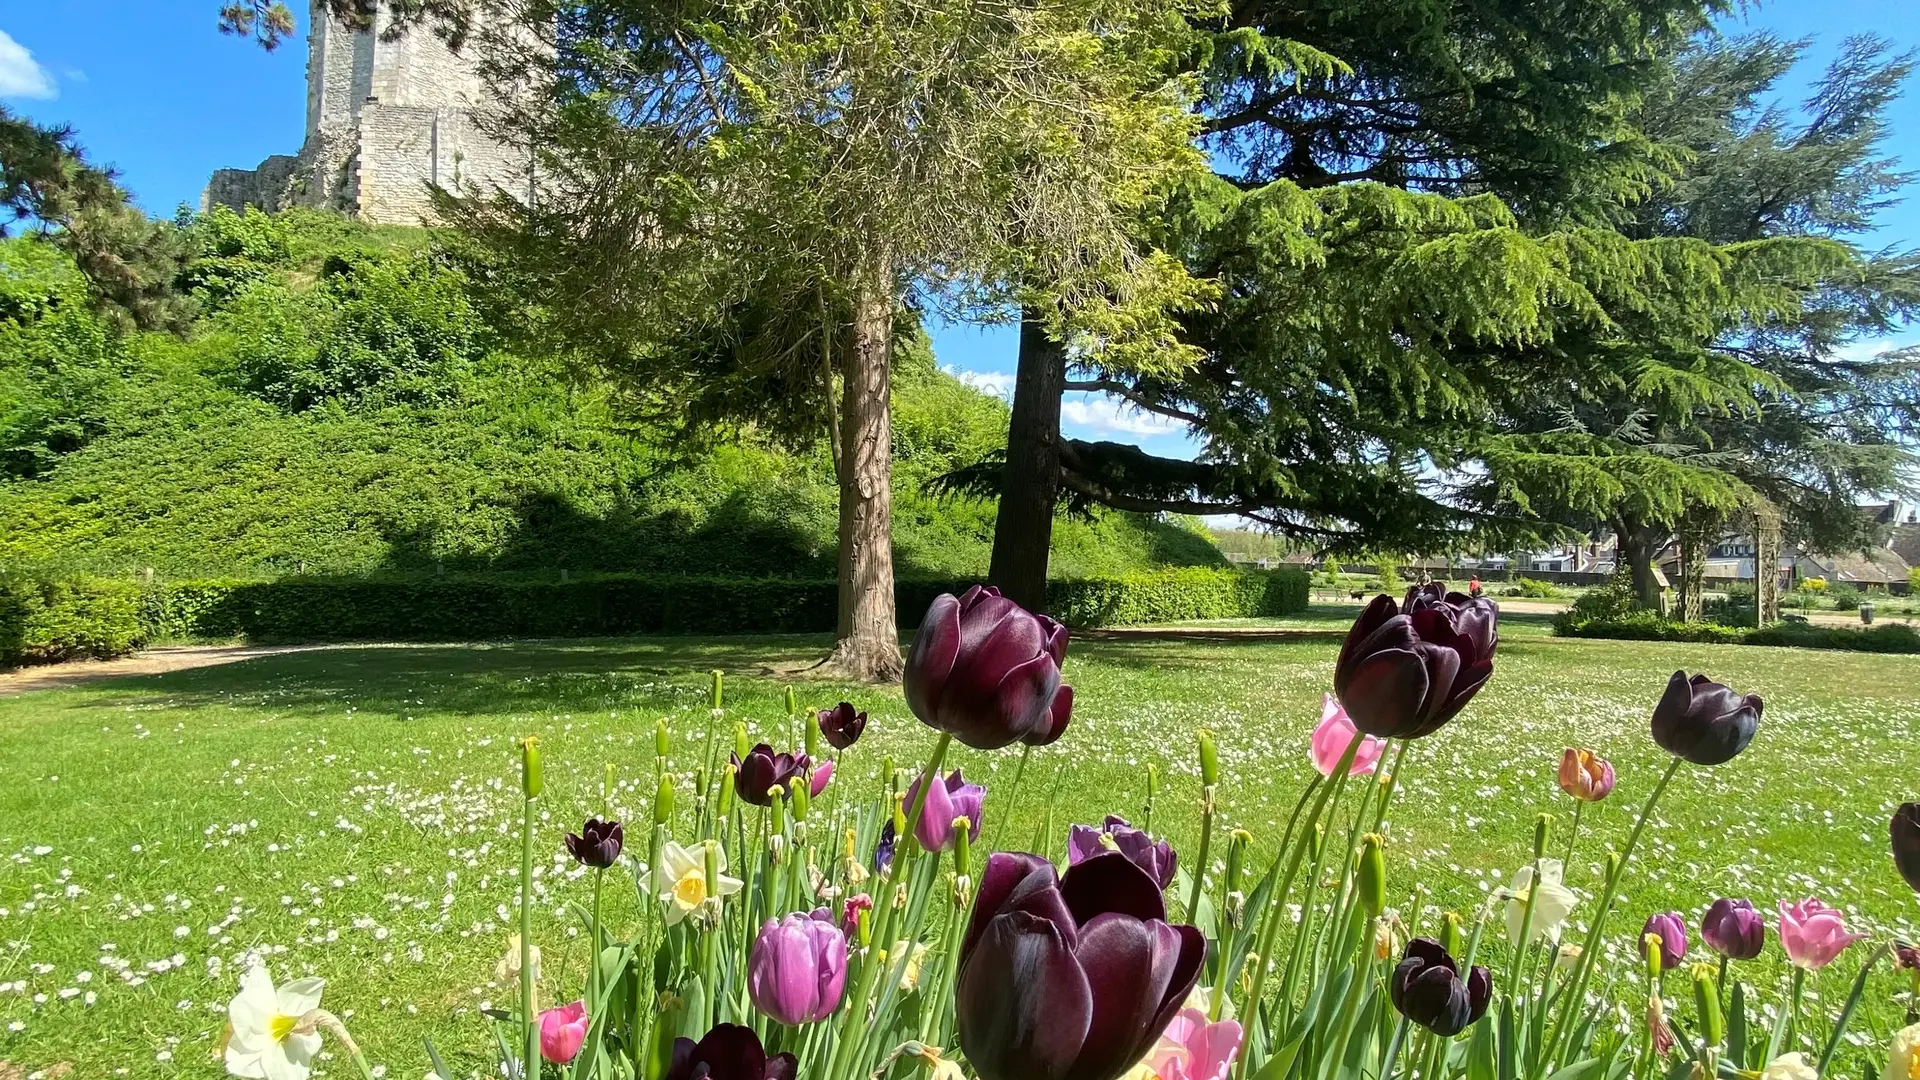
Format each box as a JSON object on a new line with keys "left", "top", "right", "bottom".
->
{"left": 1777, "top": 898, "right": 1865, "bottom": 970}
{"left": 1144, "top": 1008, "right": 1244, "bottom": 1080}
{"left": 810, "top": 760, "right": 834, "bottom": 798}
{"left": 538, "top": 1000, "right": 588, "bottom": 1064}
{"left": 1310, "top": 694, "right": 1387, "bottom": 777}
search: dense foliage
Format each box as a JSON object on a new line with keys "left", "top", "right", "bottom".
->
{"left": 0, "top": 210, "right": 1220, "bottom": 583}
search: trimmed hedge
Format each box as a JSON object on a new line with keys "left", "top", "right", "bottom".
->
{"left": 2, "top": 567, "right": 1310, "bottom": 663}
{"left": 0, "top": 574, "right": 147, "bottom": 664}
{"left": 1555, "top": 611, "right": 1920, "bottom": 654}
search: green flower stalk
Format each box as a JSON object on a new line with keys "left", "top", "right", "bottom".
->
{"left": 1357, "top": 833, "right": 1388, "bottom": 918}
{"left": 515, "top": 736, "right": 540, "bottom": 1075}
{"left": 1692, "top": 963, "right": 1725, "bottom": 1049}
{"left": 1187, "top": 730, "right": 1219, "bottom": 922}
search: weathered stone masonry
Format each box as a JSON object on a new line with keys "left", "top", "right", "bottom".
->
{"left": 203, "top": 2, "right": 529, "bottom": 225}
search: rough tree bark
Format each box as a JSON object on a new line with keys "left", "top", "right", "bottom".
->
{"left": 1751, "top": 502, "right": 1782, "bottom": 627}
{"left": 987, "top": 308, "right": 1067, "bottom": 614}
{"left": 1616, "top": 519, "right": 1668, "bottom": 611}
{"left": 826, "top": 250, "right": 903, "bottom": 683}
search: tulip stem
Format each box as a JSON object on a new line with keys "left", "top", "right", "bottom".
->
{"left": 825, "top": 733, "right": 951, "bottom": 1080}
{"left": 1234, "top": 734, "right": 1362, "bottom": 1080}
{"left": 986, "top": 744, "right": 1032, "bottom": 853}
{"left": 1561, "top": 801, "right": 1583, "bottom": 870}
{"left": 519, "top": 791, "right": 537, "bottom": 1077}
{"left": 1507, "top": 852, "right": 1544, "bottom": 1003}
{"left": 1186, "top": 782, "right": 1216, "bottom": 924}
{"left": 1536, "top": 756, "right": 1682, "bottom": 1079}
{"left": 1816, "top": 942, "right": 1885, "bottom": 1075}
{"left": 588, "top": 868, "right": 605, "bottom": 1007}
{"left": 1381, "top": 1015, "right": 1414, "bottom": 1080}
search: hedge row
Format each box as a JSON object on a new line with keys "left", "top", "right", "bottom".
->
{"left": 2, "top": 567, "right": 1310, "bottom": 664}
{"left": 1555, "top": 612, "right": 1920, "bottom": 653}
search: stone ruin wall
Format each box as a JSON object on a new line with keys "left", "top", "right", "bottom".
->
{"left": 202, "top": 2, "right": 528, "bottom": 225}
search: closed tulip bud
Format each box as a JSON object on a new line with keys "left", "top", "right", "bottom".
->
{"left": 1701, "top": 898, "right": 1766, "bottom": 961}
{"left": 785, "top": 685, "right": 798, "bottom": 717}
{"left": 653, "top": 777, "right": 675, "bottom": 824}
{"left": 1533, "top": 814, "right": 1552, "bottom": 860}
{"left": 892, "top": 793, "right": 907, "bottom": 841}
{"left": 1358, "top": 834, "right": 1388, "bottom": 917}
{"left": 769, "top": 789, "right": 787, "bottom": 835}
{"left": 817, "top": 703, "right": 867, "bottom": 750}
{"left": 747, "top": 913, "right": 848, "bottom": 1025}
{"left": 734, "top": 723, "right": 750, "bottom": 762}
{"left": 1198, "top": 731, "right": 1220, "bottom": 787}
{"left": 519, "top": 736, "right": 543, "bottom": 798}
{"left": 564, "top": 817, "right": 624, "bottom": 869}
{"left": 857, "top": 903, "right": 873, "bottom": 947}
{"left": 716, "top": 764, "right": 736, "bottom": 817}
{"left": 1643, "top": 932, "right": 1665, "bottom": 981}
{"left": 1223, "top": 830, "right": 1252, "bottom": 895}
{"left": 710, "top": 669, "right": 724, "bottom": 710}
{"left": 655, "top": 719, "right": 670, "bottom": 759}
{"left": 805, "top": 711, "right": 821, "bottom": 760}
{"left": 1691, "top": 964, "right": 1724, "bottom": 1046}
{"left": 905, "top": 586, "right": 1073, "bottom": 749}
{"left": 694, "top": 765, "right": 708, "bottom": 801}
{"left": 789, "top": 778, "right": 810, "bottom": 821}
{"left": 1557, "top": 748, "right": 1616, "bottom": 802}
{"left": 1440, "top": 912, "right": 1465, "bottom": 957}
{"left": 1651, "top": 671, "right": 1761, "bottom": 766}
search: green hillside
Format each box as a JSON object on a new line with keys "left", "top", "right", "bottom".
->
{"left": 0, "top": 209, "right": 1222, "bottom": 580}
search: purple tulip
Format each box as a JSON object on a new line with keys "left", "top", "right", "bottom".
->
{"left": 1641, "top": 912, "right": 1688, "bottom": 971}
{"left": 1893, "top": 802, "right": 1920, "bottom": 895}
{"left": 873, "top": 820, "right": 897, "bottom": 873}
{"left": 1334, "top": 585, "right": 1498, "bottom": 739}
{"left": 747, "top": 912, "right": 848, "bottom": 1025}
{"left": 1650, "top": 672, "right": 1760, "bottom": 766}
{"left": 1390, "top": 938, "right": 1490, "bottom": 1037}
{"left": 663, "top": 1023, "right": 796, "bottom": 1080}
{"left": 817, "top": 703, "right": 868, "bottom": 750}
{"left": 733, "top": 744, "right": 811, "bottom": 807}
{"left": 1068, "top": 816, "right": 1177, "bottom": 891}
{"left": 564, "top": 817, "right": 623, "bottom": 869}
{"left": 905, "top": 769, "right": 986, "bottom": 853}
{"left": 1700, "top": 898, "right": 1765, "bottom": 961}
{"left": 955, "top": 851, "right": 1205, "bottom": 1080}
{"left": 904, "top": 586, "right": 1074, "bottom": 750}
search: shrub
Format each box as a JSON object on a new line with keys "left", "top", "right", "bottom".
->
{"left": 0, "top": 574, "right": 146, "bottom": 665}
{"left": 1375, "top": 562, "right": 1402, "bottom": 595}
{"left": 1554, "top": 609, "right": 1920, "bottom": 654}
{"left": 1802, "top": 576, "right": 1828, "bottom": 592}
{"left": 1827, "top": 583, "right": 1864, "bottom": 612}
{"left": 1512, "top": 576, "right": 1564, "bottom": 599}
{"left": 126, "top": 567, "right": 1312, "bottom": 646}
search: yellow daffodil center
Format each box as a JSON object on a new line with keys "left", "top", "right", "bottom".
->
{"left": 1904, "top": 1045, "right": 1919, "bottom": 1080}
{"left": 673, "top": 868, "right": 708, "bottom": 909}
{"left": 269, "top": 1014, "right": 299, "bottom": 1043}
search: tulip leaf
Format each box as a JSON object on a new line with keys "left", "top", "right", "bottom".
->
{"left": 1496, "top": 1000, "right": 1518, "bottom": 1080}
{"left": 1660, "top": 1054, "right": 1694, "bottom": 1080}
{"left": 1251, "top": 1029, "right": 1309, "bottom": 1080}
{"left": 678, "top": 975, "right": 707, "bottom": 1040}
{"left": 424, "top": 1035, "right": 452, "bottom": 1080}
{"left": 1726, "top": 980, "right": 1747, "bottom": 1072}
{"left": 573, "top": 944, "right": 633, "bottom": 1080}
{"left": 1335, "top": 987, "right": 1382, "bottom": 1080}
{"left": 1467, "top": 1016, "right": 1497, "bottom": 1080}
{"left": 1542, "top": 1057, "right": 1602, "bottom": 1080}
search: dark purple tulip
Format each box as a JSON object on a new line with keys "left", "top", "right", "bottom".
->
{"left": 1893, "top": 939, "right": 1919, "bottom": 972}
{"left": 1068, "top": 816, "right": 1178, "bottom": 892}
{"left": 663, "top": 1023, "right": 796, "bottom": 1080}
{"left": 1650, "top": 672, "right": 1760, "bottom": 766}
{"left": 817, "top": 702, "right": 867, "bottom": 750}
{"left": 1334, "top": 585, "right": 1498, "bottom": 740}
{"left": 1894, "top": 802, "right": 1920, "bottom": 895}
{"left": 1641, "top": 911, "right": 1688, "bottom": 970}
{"left": 873, "top": 820, "right": 897, "bottom": 874}
{"left": 906, "top": 769, "right": 987, "bottom": 853}
{"left": 1701, "top": 898, "right": 1765, "bottom": 961}
{"left": 563, "top": 817, "right": 624, "bottom": 869}
{"left": 956, "top": 850, "right": 1205, "bottom": 1080}
{"left": 732, "top": 744, "right": 811, "bottom": 807}
{"left": 1389, "top": 937, "right": 1490, "bottom": 1037}
{"left": 904, "top": 586, "right": 1074, "bottom": 750}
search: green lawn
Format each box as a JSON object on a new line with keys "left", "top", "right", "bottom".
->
{"left": 2, "top": 606, "right": 1917, "bottom": 1077}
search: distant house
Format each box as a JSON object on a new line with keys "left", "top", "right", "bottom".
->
{"left": 1792, "top": 547, "right": 1911, "bottom": 589}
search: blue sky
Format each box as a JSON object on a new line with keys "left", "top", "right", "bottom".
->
{"left": 2, "top": 1, "right": 1916, "bottom": 455}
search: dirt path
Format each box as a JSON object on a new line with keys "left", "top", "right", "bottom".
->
{"left": 0, "top": 644, "right": 331, "bottom": 696}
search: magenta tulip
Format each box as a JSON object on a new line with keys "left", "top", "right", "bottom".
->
{"left": 1068, "top": 815, "right": 1177, "bottom": 891}
{"left": 1701, "top": 898, "right": 1765, "bottom": 961}
{"left": 1142, "top": 1007, "right": 1243, "bottom": 1080}
{"left": 904, "top": 586, "right": 1073, "bottom": 750}
{"left": 1310, "top": 694, "right": 1387, "bottom": 776}
{"left": 905, "top": 769, "right": 986, "bottom": 853}
{"left": 1777, "top": 898, "right": 1865, "bottom": 970}
{"left": 748, "top": 913, "right": 848, "bottom": 1025}
{"left": 809, "top": 760, "right": 834, "bottom": 798}
{"left": 538, "top": 1001, "right": 589, "bottom": 1064}
{"left": 1641, "top": 912, "right": 1688, "bottom": 971}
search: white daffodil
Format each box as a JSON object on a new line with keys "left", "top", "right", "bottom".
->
{"left": 644, "top": 841, "right": 742, "bottom": 926}
{"left": 225, "top": 964, "right": 325, "bottom": 1080}
{"left": 1763, "top": 1052, "right": 1819, "bottom": 1080}
{"left": 1884, "top": 1023, "right": 1920, "bottom": 1080}
{"left": 1502, "top": 860, "right": 1578, "bottom": 945}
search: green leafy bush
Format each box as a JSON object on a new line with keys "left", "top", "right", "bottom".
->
{"left": 1512, "top": 576, "right": 1565, "bottom": 599}
{"left": 1554, "top": 608, "right": 1920, "bottom": 653}
{"left": 0, "top": 574, "right": 145, "bottom": 665}
{"left": 1827, "top": 583, "right": 1865, "bottom": 612}
{"left": 124, "top": 567, "right": 1310, "bottom": 645}
{"left": 0, "top": 239, "right": 128, "bottom": 478}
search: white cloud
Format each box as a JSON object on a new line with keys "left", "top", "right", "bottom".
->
{"left": 942, "top": 365, "right": 1015, "bottom": 400}
{"left": 0, "top": 30, "right": 55, "bottom": 99}
{"left": 1832, "top": 336, "right": 1919, "bottom": 364}
{"left": 1061, "top": 394, "right": 1186, "bottom": 438}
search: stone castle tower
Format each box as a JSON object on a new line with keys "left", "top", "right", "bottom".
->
{"left": 204, "top": 2, "right": 528, "bottom": 224}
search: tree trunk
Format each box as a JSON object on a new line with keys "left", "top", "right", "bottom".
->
{"left": 1751, "top": 502, "right": 1782, "bottom": 627}
{"left": 987, "top": 308, "right": 1067, "bottom": 613}
{"left": 825, "top": 252, "right": 903, "bottom": 683}
{"left": 1616, "top": 520, "right": 1667, "bottom": 611}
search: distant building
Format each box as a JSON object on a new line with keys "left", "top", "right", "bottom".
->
{"left": 203, "top": 1, "right": 531, "bottom": 225}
